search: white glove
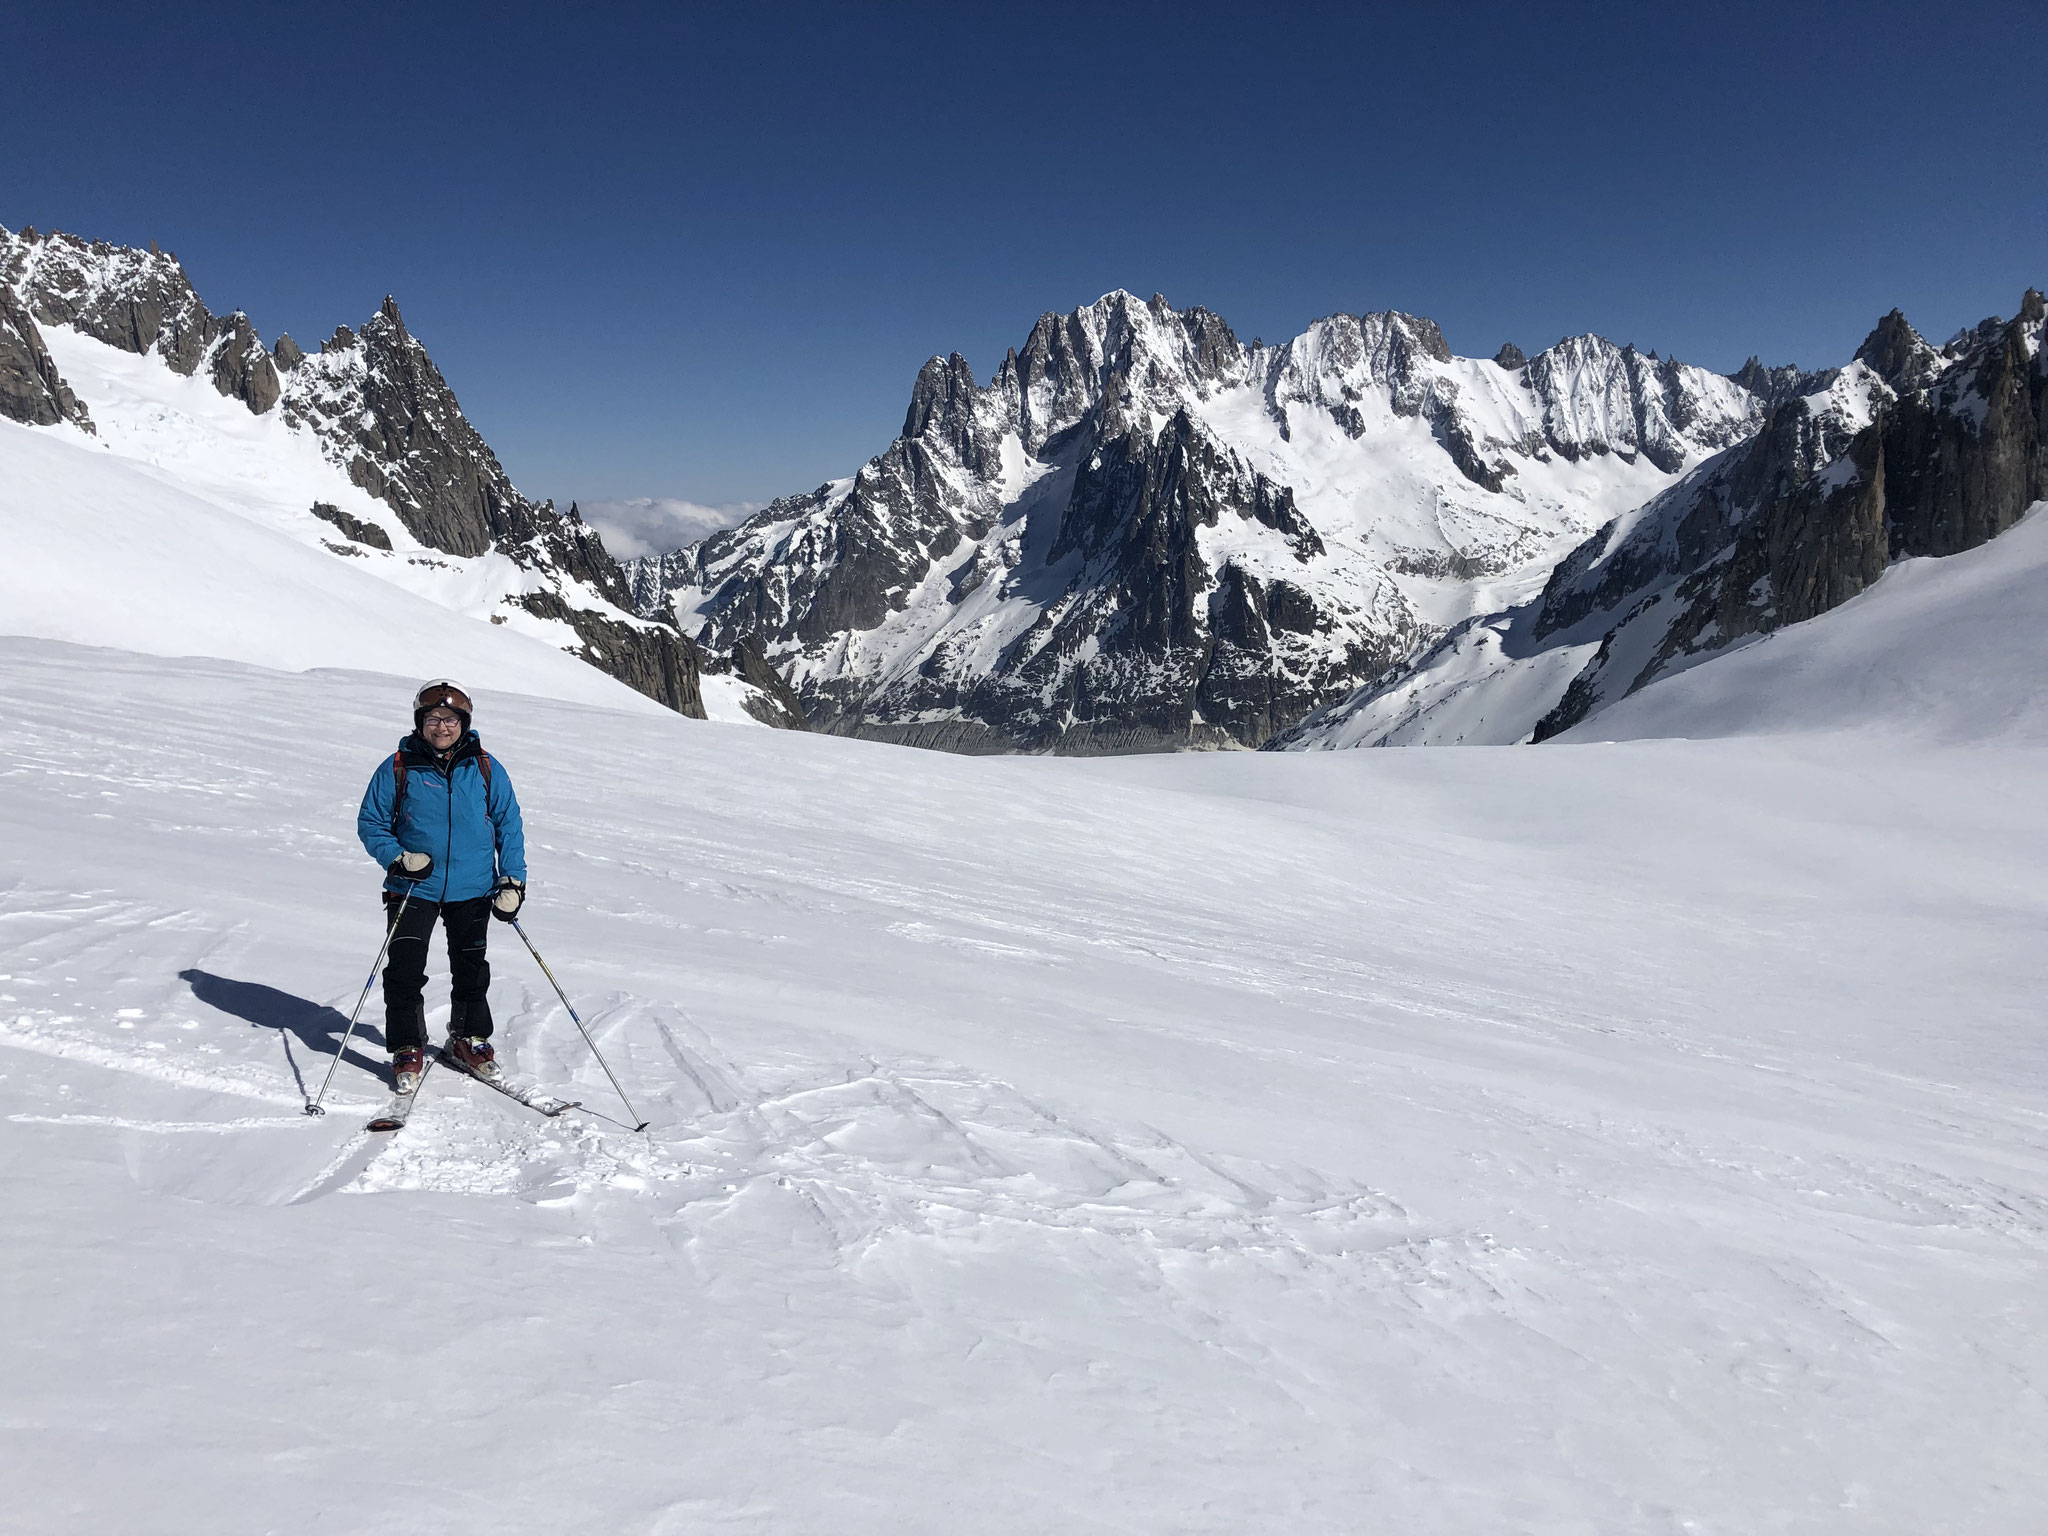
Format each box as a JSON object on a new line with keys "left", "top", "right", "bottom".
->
{"left": 388, "top": 851, "right": 434, "bottom": 882}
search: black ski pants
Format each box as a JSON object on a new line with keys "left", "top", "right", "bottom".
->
{"left": 380, "top": 893, "right": 494, "bottom": 1051}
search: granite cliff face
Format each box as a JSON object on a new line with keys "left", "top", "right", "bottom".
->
{"left": 632, "top": 291, "right": 1763, "bottom": 752}
{"left": 0, "top": 285, "right": 93, "bottom": 430}
{"left": 0, "top": 223, "right": 725, "bottom": 721}
{"left": 1277, "top": 292, "right": 2048, "bottom": 748}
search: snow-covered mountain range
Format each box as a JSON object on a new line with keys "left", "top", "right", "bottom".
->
{"left": 629, "top": 292, "right": 1772, "bottom": 751}
{"left": 1278, "top": 291, "right": 2048, "bottom": 746}
{"left": 0, "top": 223, "right": 802, "bottom": 728}
{"left": 11, "top": 218, "right": 2041, "bottom": 757}
{"left": 631, "top": 286, "right": 2048, "bottom": 754}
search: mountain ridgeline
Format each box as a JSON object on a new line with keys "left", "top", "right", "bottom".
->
{"left": 1272, "top": 291, "right": 2048, "bottom": 748}
{"left": 9, "top": 217, "right": 2039, "bottom": 752}
{"left": 629, "top": 292, "right": 1773, "bottom": 752}
{"left": 0, "top": 223, "right": 758, "bottom": 722}
{"left": 629, "top": 287, "right": 2048, "bottom": 753}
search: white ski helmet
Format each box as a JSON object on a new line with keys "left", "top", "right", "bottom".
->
{"left": 412, "top": 679, "right": 473, "bottom": 730}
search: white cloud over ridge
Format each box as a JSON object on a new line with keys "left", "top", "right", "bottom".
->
{"left": 578, "top": 497, "right": 762, "bottom": 559}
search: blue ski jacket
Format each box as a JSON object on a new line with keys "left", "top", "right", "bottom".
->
{"left": 356, "top": 733, "right": 527, "bottom": 903}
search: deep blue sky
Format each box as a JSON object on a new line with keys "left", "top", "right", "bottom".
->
{"left": 8, "top": 1, "right": 2046, "bottom": 535}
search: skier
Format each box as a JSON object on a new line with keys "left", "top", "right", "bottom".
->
{"left": 355, "top": 680, "right": 527, "bottom": 1093}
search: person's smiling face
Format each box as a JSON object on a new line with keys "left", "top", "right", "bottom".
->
{"left": 421, "top": 708, "right": 464, "bottom": 752}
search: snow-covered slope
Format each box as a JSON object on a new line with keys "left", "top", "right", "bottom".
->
{"left": 0, "top": 414, "right": 664, "bottom": 710}
{"left": 4, "top": 636, "right": 2046, "bottom": 1531}
{"left": 1281, "top": 293, "right": 2048, "bottom": 748}
{"left": 0, "top": 223, "right": 807, "bottom": 728}
{"left": 633, "top": 292, "right": 1765, "bottom": 752}
{"left": 1567, "top": 503, "right": 2048, "bottom": 744}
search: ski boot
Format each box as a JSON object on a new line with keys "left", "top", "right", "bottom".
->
{"left": 391, "top": 1048, "right": 426, "bottom": 1094}
{"left": 444, "top": 1036, "right": 501, "bottom": 1082}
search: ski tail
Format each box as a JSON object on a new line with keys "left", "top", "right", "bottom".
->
{"left": 438, "top": 1046, "right": 581, "bottom": 1118}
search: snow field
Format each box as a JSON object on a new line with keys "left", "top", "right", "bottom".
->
{"left": 3, "top": 637, "right": 2047, "bottom": 1531}
{"left": 1571, "top": 504, "right": 2048, "bottom": 745}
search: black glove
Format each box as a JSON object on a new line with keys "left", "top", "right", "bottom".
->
{"left": 387, "top": 851, "right": 435, "bottom": 883}
{"left": 491, "top": 877, "right": 526, "bottom": 922}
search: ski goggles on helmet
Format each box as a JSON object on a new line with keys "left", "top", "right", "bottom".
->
{"left": 413, "top": 680, "right": 474, "bottom": 722}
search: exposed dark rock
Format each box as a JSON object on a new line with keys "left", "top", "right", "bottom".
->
{"left": 1727, "top": 356, "right": 1821, "bottom": 408}
{"left": 1508, "top": 288, "right": 2048, "bottom": 736}
{"left": 1266, "top": 579, "right": 1321, "bottom": 634}
{"left": 272, "top": 332, "right": 304, "bottom": 370}
{"left": 1530, "top": 617, "right": 1624, "bottom": 743}
{"left": 0, "top": 288, "right": 93, "bottom": 430}
{"left": 1879, "top": 297, "right": 2048, "bottom": 559}
{"left": 1, "top": 228, "right": 215, "bottom": 375}
{"left": 514, "top": 590, "right": 706, "bottom": 718}
{"left": 903, "top": 353, "right": 1002, "bottom": 476}
{"left": 731, "top": 635, "right": 809, "bottom": 728}
{"left": 1493, "top": 343, "right": 1526, "bottom": 369}
{"left": 1854, "top": 310, "right": 1942, "bottom": 393}
{"left": 207, "top": 312, "right": 280, "bottom": 413}
{"left": 308, "top": 500, "right": 393, "bottom": 550}
{"left": 1635, "top": 416, "right": 1888, "bottom": 684}
{"left": 1442, "top": 417, "right": 1506, "bottom": 491}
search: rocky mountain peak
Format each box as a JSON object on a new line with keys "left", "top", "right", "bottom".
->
{"left": 1726, "top": 356, "right": 1821, "bottom": 408}
{"left": 1493, "top": 342, "right": 1527, "bottom": 369}
{"left": 1854, "top": 309, "right": 1940, "bottom": 392}
{"left": 1000, "top": 291, "right": 1255, "bottom": 452}
{"left": 901, "top": 351, "right": 981, "bottom": 440}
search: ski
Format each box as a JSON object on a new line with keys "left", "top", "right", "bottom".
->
{"left": 366, "top": 1047, "right": 438, "bottom": 1131}
{"left": 437, "top": 1047, "right": 581, "bottom": 1118}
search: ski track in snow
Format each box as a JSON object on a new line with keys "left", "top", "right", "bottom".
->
{"left": 3, "top": 639, "right": 2048, "bottom": 1532}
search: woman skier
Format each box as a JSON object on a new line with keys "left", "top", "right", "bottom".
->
{"left": 355, "top": 679, "right": 528, "bottom": 1092}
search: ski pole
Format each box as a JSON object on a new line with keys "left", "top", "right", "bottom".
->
{"left": 510, "top": 916, "right": 649, "bottom": 1131}
{"left": 305, "top": 891, "right": 411, "bottom": 1117}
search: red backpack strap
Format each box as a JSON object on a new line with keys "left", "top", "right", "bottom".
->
{"left": 475, "top": 748, "right": 501, "bottom": 857}
{"left": 390, "top": 749, "right": 407, "bottom": 836}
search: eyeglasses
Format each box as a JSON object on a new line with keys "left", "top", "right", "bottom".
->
{"left": 421, "top": 711, "right": 464, "bottom": 728}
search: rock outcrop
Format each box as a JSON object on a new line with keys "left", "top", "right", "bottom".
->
{"left": 309, "top": 500, "right": 393, "bottom": 551}
{"left": 0, "top": 286, "right": 92, "bottom": 430}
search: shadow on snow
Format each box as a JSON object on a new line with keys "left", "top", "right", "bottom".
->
{"left": 178, "top": 969, "right": 386, "bottom": 1096}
